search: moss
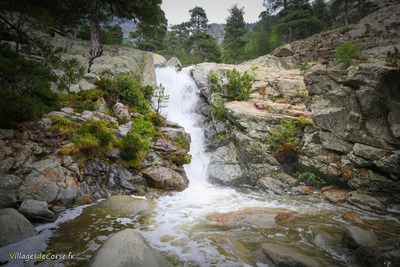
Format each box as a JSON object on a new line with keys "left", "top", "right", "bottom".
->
{"left": 163, "top": 152, "right": 192, "bottom": 166}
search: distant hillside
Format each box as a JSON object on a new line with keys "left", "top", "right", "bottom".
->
{"left": 207, "top": 23, "right": 225, "bottom": 43}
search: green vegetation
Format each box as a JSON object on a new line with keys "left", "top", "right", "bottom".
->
{"left": 266, "top": 117, "right": 313, "bottom": 164}
{"left": 223, "top": 5, "right": 247, "bottom": 64}
{"left": 296, "top": 171, "right": 326, "bottom": 188}
{"left": 51, "top": 116, "right": 81, "bottom": 136}
{"left": 225, "top": 69, "right": 254, "bottom": 101}
{"left": 387, "top": 47, "right": 400, "bottom": 69}
{"left": 0, "top": 46, "right": 57, "bottom": 128}
{"left": 208, "top": 70, "right": 221, "bottom": 92}
{"left": 335, "top": 42, "right": 366, "bottom": 68}
{"left": 210, "top": 98, "right": 228, "bottom": 121}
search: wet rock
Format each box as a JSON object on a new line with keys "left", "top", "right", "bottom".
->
{"left": 323, "top": 189, "right": 349, "bottom": 204}
{"left": 18, "top": 199, "right": 54, "bottom": 219}
{"left": 142, "top": 166, "right": 189, "bottom": 191}
{"left": 164, "top": 57, "right": 182, "bottom": 71}
{"left": 108, "top": 165, "right": 145, "bottom": 194}
{"left": 341, "top": 211, "right": 366, "bottom": 227}
{"left": 355, "top": 237, "right": 400, "bottom": 267}
{"left": 347, "top": 191, "right": 386, "bottom": 212}
{"left": 262, "top": 242, "right": 323, "bottom": 267}
{"left": 0, "top": 174, "right": 22, "bottom": 208}
{"left": 205, "top": 208, "right": 297, "bottom": 229}
{"left": 89, "top": 229, "right": 171, "bottom": 267}
{"left": 97, "top": 195, "right": 155, "bottom": 217}
{"left": 210, "top": 235, "right": 254, "bottom": 265}
{"left": 313, "top": 229, "right": 337, "bottom": 255}
{"left": 0, "top": 208, "right": 37, "bottom": 247}
{"left": 342, "top": 226, "right": 377, "bottom": 250}
{"left": 292, "top": 185, "right": 314, "bottom": 195}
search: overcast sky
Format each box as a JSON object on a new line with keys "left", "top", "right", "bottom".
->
{"left": 161, "top": 0, "right": 265, "bottom": 25}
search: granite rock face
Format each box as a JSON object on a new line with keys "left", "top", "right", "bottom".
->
{"left": 299, "top": 64, "right": 400, "bottom": 211}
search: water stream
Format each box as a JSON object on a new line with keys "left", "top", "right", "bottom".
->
{"left": 1, "top": 67, "right": 399, "bottom": 267}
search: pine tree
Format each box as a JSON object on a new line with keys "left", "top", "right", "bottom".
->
{"left": 188, "top": 6, "right": 209, "bottom": 33}
{"left": 223, "top": 5, "right": 247, "bottom": 64}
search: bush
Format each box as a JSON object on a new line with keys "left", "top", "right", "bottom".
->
{"left": 119, "top": 130, "right": 151, "bottom": 165}
{"left": 208, "top": 70, "right": 221, "bottom": 92}
{"left": 335, "top": 42, "right": 366, "bottom": 68}
{"left": 57, "top": 89, "right": 105, "bottom": 113}
{"left": 51, "top": 116, "right": 81, "bottom": 136}
{"left": 210, "top": 98, "right": 228, "bottom": 121}
{"left": 224, "top": 68, "right": 253, "bottom": 101}
{"left": 266, "top": 119, "right": 301, "bottom": 163}
{"left": 72, "top": 120, "right": 114, "bottom": 157}
{"left": 296, "top": 171, "right": 326, "bottom": 188}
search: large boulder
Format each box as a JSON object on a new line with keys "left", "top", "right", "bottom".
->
{"left": 141, "top": 166, "right": 189, "bottom": 191}
{"left": 89, "top": 229, "right": 171, "bottom": 267}
{"left": 164, "top": 57, "right": 182, "bottom": 70}
{"left": 18, "top": 199, "right": 54, "bottom": 219}
{"left": 0, "top": 174, "right": 22, "bottom": 208}
{"left": 342, "top": 226, "right": 377, "bottom": 250}
{"left": 0, "top": 208, "right": 37, "bottom": 247}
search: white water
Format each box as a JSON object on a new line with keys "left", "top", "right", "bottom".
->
{"left": 140, "top": 67, "right": 344, "bottom": 266}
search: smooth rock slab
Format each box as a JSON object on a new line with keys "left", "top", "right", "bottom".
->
{"left": 97, "top": 195, "right": 155, "bottom": 217}
{"left": 89, "top": 229, "right": 171, "bottom": 267}
{"left": 355, "top": 237, "right": 400, "bottom": 267}
{"left": 0, "top": 208, "right": 37, "bottom": 247}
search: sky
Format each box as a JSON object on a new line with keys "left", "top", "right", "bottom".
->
{"left": 161, "top": 0, "right": 265, "bottom": 25}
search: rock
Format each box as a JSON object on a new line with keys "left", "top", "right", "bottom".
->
{"left": 205, "top": 208, "right": 297, "bottom": 229}
{"left": 262, "top": 242, "right": 323, "bottom": 267}
{"left": 18, "top": 199, "right": 54, "bottom": 219}
{"left": 97, "top": 195, "right": 155, "bottom": 216}
{"left": 347, "top": 191, "right": 386, "bottom": 212}
{"left": 142, "top": 166, "right": 189, "bottom": 191}
{"left": 313, "top": 229, "right": 337, "bottom": 255}
{"left": 319, "top": 131, "right": 353, "bottom": 154}
{"left": 164, "top": 57, "right": 182, "bottom": 70}
{"left": 342, "top": 226, "right": 377, "bottom": 250}
{"left": 89, "top": 229, "right": 171, "bottom": 267}
{"left": 292, "top": 185, "right": 314, "bottom": 195}
{"left": 323, "top": 189, "right": 349, "bottom": 204}
{"left": 0, "top": 174, "right": 22, "bottom": 208}
{"left": 273, "top": 44, "right": 294, "bottom": 57}
{"left": 113, "top": 102, "right": 131, "bottom": 121}
{"left": 116, "top": 121, "right": 133, "bottom": 137}
{"left": 341, "top": 211, "right": 366, "bottom": 227}
{"left": 108, "top": 165, "right": 145, "bottom": 194}
{"left": 152, "top": 53, "right": 167, "bottom": 67}
{"left": 0, "top": 208, "right": 37, "bottom": 247}
{"left": 355, "top": 237, "right": 400, "bottom": 267}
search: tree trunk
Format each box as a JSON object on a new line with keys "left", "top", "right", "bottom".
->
{"left": 88, "top": 1, "right": 103, "bottom": 73}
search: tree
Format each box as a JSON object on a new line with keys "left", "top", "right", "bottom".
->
{"left": 130, "top": 17, "right": 167, "bottom": 52}
{"left": 263, "top": 0, "right": 293, "bottom": 13}
{"left": 331, "top": 0, "right": 351, "bottom": 26}
{"left": 188, "top": 6, "right": 208, "bottom": 33}
{"left": 274, "top": 0, "right": 323, "bottom": 43}
{"left": 184, "top": 31, "right": 221, "bottom": 64}
{"left": 312, "top": 0, "right": 330, "bottom": 29}
{"left": 83, "top": 0, "right": 165, "bottom": 72}
{"left": 223, "top": 5, "right": 247, "bottom": 64}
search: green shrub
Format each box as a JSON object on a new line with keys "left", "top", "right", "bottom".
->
{"left": 57, "top": 89, "right": 105, "bottom": 113}
{"left": 387, "top": 47, "right": 400, "bottom": 68}
{"left": 119, "top": 130, "right": 151, "bottom": 165}
{"left": 208, "top": 70, "right": 221, "bottom": 92}
{"left": 58, "top": 58, "right": 85, "bottom": 92}
{"left": 210, "top": 98, "right": 228, "bottom": 121}
{"left": 335, "top": 42, "right": 366, "bottom": 68}
{"left": 296, "top": 171, "right": 326, "bottom": 188}
{"left": 72, "top": 120, "right": 114, "bottom": 157}
{"left": 51, "top": 116, "right": 81, "bottom": 136}
{"left": 224, "top": 69, "right": 254, "bottom": 101}
{"left": 0, "top": 47, "right": 57, "bottom": 128}
{"left": 266, "top": 119, "right": 301, "bottom": 163}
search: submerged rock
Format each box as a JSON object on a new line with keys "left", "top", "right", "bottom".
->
{"left": 97, "top": 195, "right": 155, "bottom": 217}
{"left": 342, "top": 226, "right": 377, "bottom": 250}
{"left": 262, "top": 242, "right": 324, "bottom": 267}
{"left": 89, "top": 229, "right": 171, "bottom": 267}
{"left": 0, "top": 208, "right": 37, "bottom": 247}
{"left": 205, "top": 208, "right": 297, "bottom": 229}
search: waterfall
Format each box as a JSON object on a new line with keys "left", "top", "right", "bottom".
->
{"left": 155, "top": 67, "right": 210, "bottom": 186}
